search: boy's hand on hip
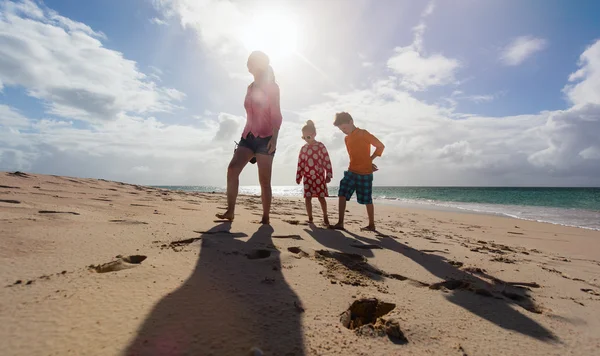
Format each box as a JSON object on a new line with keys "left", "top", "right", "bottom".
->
{"left": 372, "top": 163, "right": 379, "bottom": 172}
{"left": 267, "top": 137, "right": 277, "bottom": 154}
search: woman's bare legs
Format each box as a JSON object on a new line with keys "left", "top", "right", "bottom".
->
{"left": 216, "top": 146, "right": 253, "bottom": 221}
{"left": 256, "top": 154, "right": 274, "bottom": 224}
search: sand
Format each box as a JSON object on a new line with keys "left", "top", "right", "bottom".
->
{"left": 1, "top": 171, "right": 599, "bottom": 355}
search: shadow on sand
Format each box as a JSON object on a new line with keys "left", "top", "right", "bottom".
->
{"left": 345, "top": 231, "right": 559, "bottom": 342}
{"left": 124, "top": 223, "right": 305, "bottom": 355}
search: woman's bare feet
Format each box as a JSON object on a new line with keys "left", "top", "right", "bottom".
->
{"left": 330, "top": 222, "right": 345, "bottom": 230}
{"left": 361, "top": 225, "right": 376, "bottom": 232}
{"left": 215, "top": 211, "right": 234, "bottom": 221}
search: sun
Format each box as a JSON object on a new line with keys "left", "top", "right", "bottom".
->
{"left": 240, "top": 9, "right": 298, "bottom": 63}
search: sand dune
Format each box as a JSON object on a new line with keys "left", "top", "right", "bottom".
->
{"left": 1, "top": 171, "right": 599, "bottom": 355}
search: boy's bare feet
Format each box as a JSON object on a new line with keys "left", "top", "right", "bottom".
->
{"left": 361, "top": 225, "right": 376, "bottom": 232}
{"left": 260, "top": 216, "right": 270, "bottom": 225}
{"left": 330, "top": 222, "right": 345, "bottom": 230}
{"left": 323, "top": 219, "right": 330, "bottom": 228}
{"left": 215, "top": 211, "right": 234, "bottom": 221}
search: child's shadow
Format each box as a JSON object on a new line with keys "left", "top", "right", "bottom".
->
{"left": 124, "top": 223, "right": 305, "bottom": 355}
{"left": 347, "top": 231, "right": 558, "bottom": 342}
{"left": 304, "top": 224, "right": 388, "bottom": 282}
{"left": 304, "top": 223, "right": 375, "bottom": 258}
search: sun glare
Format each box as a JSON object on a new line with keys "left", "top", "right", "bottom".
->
{"left": 240, "top": 9, "right": 298, "bottom": 63}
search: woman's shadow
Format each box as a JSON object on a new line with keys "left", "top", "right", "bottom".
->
{"left": 124, "top": 223, "right": 305, "bottom": 355}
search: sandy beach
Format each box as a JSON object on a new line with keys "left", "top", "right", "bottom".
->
{"left": 1, "top": 171, "right": 599, "bottom": 355}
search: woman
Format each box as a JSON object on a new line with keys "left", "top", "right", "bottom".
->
{"left": 216, "top": 51, "right": 282, "bottom": 224}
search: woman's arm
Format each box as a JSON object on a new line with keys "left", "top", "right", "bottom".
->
{"left": 267, "top": 83, "right": 282, "bottom": 154}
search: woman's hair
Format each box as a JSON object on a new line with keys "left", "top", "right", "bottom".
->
{"left": 302, "top": 120, "right": 316, "bottom": 134}
{"left": 249, "top": 51, "right": 276, "bottom": 83}
{"left": 334, "top": 112, "right": 353, "bottom": 126}
{"left": 267, "top": 65, "right": 276, "bottom": 83}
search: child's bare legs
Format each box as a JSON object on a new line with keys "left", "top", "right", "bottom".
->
{"left": 305, "top": 197, "right": 313, "bottom": 223}
{"left": 318, "top": 196, "right": 330, "bottom": 226}
{"left": 332, "top": 196, "right": 346, "bottom": 230}
{"left": 363, "top": 204, "right": 376, "bottom": 231}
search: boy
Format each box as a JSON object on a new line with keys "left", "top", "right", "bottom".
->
{"left": 332, "top": 112, "right": 384, "bottom": 231}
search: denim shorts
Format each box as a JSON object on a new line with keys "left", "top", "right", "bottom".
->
{"left": 338, "top": 171, "right": 373, "bottom": 205}
{"left": 238, "top": 133, "right": 275, "bottom": 156}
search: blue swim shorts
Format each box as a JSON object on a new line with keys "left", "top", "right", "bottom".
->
{"left": 338, "top": 171, "right": 373, "bottom": 205}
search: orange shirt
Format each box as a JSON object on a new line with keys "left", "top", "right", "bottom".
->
{"left": 344, "top": 128, "right": 385, "bottom": 175}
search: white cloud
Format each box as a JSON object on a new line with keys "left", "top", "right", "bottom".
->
{"left": 0, "top": 104, "right": 30, "bottom": 127}
{"left": 213, "top": 113, "right": 243, "bottom": 141}
{"left": 1, "top": 1, "right": 599, "bottom": 187}
{"left": 388, "top": 48, "right": 460, "bottom": 91}
{"left": 563, "top": 39, "right": 600, "bottom": 107}
{"left": 153, "top": 0, "right": 244, "bottom": 55}
{"left": 295, "top": 41, "right": 600, "bottom": 186}
{"left": 450, "top": 90, "right": 502, "bottom": 104}
{"left": 149, "top": 17, "right": 168, "bottom": 26}
{"left": 0, "top": 0, "right": 185, "bottom": 123}
{"left": 500, "top": 36, "right": 548, "bottom": 66}
{"left": 386, "top": 3, "right": 460, "bottom": 91}
{"left": 0, "top": 111, "right": 242, "bottom": 185}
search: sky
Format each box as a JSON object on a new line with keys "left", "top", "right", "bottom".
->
{"left": 0, "top": 0, "right": 599, "bottom": 187}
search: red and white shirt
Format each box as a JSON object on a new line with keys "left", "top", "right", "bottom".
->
{"left": 296, "top": 141, "right": 333, "bottom": 198}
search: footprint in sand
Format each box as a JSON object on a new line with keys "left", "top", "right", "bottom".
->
{"left": 91, "top": 255, "right": 147, "bottom": 273}
{"left": 109, "top": 219, "right": 148, "bottom": 225}
{"left": 288, "top": 247, "right": 309, "bottom": 258}
{"left": 39, "top": 210, "right": 80, "bottom": 215}
{"left": 273, "top": 234, "right": 304, "bottom": 240}
{"left": 350, "top": 244, "right": 382, "bottom": 250}
{"left": 340, "top": 298, "right": 407, "bottom": 342}
{"left": 246, "top": 249, "right": 272, "bottom": 260}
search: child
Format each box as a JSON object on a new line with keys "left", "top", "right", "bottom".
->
{"left": 296, "top": 120, "right": 333, "bottom": 226}
{"left": 332, "top": 112, "right": 384, "bottom": 231}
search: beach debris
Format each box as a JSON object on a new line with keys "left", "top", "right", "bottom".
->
{"left": 294, "top": 301, "right": 305, "bottom": 313}
{"left": 8, "top": 171, "right": 30, "bottom": 178}
{"left": 90, "top": 255, "right": 147, "bottom": 273}
{"left": 448, "top": 260, "right": 464, "bottom": 267}
{"left": 340, "top": 298, "right": 407, "bottom": 343}
{"left": 283, "top": 219, "right": 301, "bottom": 225}
{"left": 491, "top": 256, "right": 516, "bottom": 264}
{"left": 0, "top": 199, "right": 20, "bottom": 204}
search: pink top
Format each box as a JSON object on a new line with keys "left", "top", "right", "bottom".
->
{"left": 242, "top": 82, "right": 283, "bottom": 138}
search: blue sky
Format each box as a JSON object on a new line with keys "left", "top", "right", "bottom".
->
{"left": 1, "top": 0, "right": 599, "bottom": 186}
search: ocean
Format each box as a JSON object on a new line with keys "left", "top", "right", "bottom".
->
{"left": 156, "top": 185, "right": 600, "bottom": 231}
